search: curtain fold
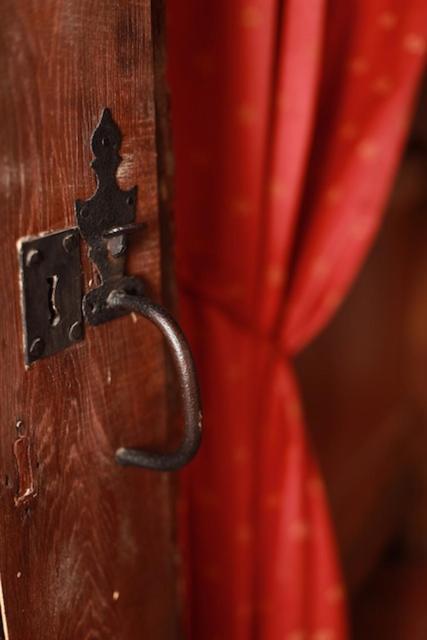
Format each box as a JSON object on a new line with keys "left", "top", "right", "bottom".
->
{"left": 167, "top": 0, "right": 426, "bottom": 637}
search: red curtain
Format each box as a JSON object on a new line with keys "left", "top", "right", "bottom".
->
{"left": 167, "top": 1, "right": 427, "bottom": 638}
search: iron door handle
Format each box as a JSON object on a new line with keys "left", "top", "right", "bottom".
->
{"left": 107, "top": 289, "right": 202, "bottom": 471}
{"left": 18, "top": 110, "right": 202, "bottom": 470}
{"left": 71, "top": 109, "right": 202, "bottom": 471}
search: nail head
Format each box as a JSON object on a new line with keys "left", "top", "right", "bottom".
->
{"left": 68, "top": 321, "right": 83, "bottom": 342}
{"left": 29, "top": 337, "right": 45, "bottom": 358}
{"left": 26, "top": 249, "right": 43, "bottom": 267}
{"left": 62, "top": 233, "right": 78, "bottom": 253}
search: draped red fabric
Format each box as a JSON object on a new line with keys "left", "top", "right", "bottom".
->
{"left": 167, "top": 1, "right": 427, "bottom": 638}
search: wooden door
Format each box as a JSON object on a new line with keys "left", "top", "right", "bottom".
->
{"left": 0, "top": 1, "right": 179, "bottom": 638}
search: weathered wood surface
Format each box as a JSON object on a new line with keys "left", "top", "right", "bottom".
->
{"left": 0, "top": 1, "right": 177, "bottom": 638}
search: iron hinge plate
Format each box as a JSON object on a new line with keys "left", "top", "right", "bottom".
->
{"left": 18, "top": 228, "right": 83, "bottom": 365}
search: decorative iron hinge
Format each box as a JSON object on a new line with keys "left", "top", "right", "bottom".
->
{"left": 75, "top": 108, "right": 146, "bottom": 326}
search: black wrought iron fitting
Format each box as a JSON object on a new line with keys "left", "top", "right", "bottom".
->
{"left": 75, "top": 108, "right": 202, "bottom": 471}
{"left": 18, "top": 228, "right": 83, "bottom": 365}
{"left": 75, "top": 108, "right": 146, "bottom": 325}
{"left": 17, "top": 108, "right": 201, "bottom": 470}
{"left": 109, "top": 291, "right": 202, "bottom": 471}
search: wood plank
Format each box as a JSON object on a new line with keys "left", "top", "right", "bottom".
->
{"left": 0, "top": 1, "right": 177, "bottom": 637}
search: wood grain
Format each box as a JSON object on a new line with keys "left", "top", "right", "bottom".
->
{"left": 0, "top": 1, "right": 177, "bottom": 638}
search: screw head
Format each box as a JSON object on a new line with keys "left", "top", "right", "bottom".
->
{"left": 108, "top": 236, "right": 127, "bottom": 258}
{"left": 62, "top": 233, "right": 78, "bottom": 253}
{"left": 68, "top": 321, "right": 83, "bottom": 342}
{"left": 86, "top": 299, "right": 99, "bottom": 316}
{"left": 29, "top": 337, "right": 45, "bottom": 359}
{"left": 80, "top": 205, "right": 90, "bottom": 219}
{"left": 16, "top": 419, "right": 24, "bottom": 434}
{"left": 26, "top": 249, "right": 43, "bottom": 267}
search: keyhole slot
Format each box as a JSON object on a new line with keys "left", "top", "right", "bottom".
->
{"left": 47, "top": 275, "right": 60, "bottom": 326}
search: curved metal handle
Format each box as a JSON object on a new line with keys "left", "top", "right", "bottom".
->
{"left": 107, "top": 289, "right": 202, "bottom": 471}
